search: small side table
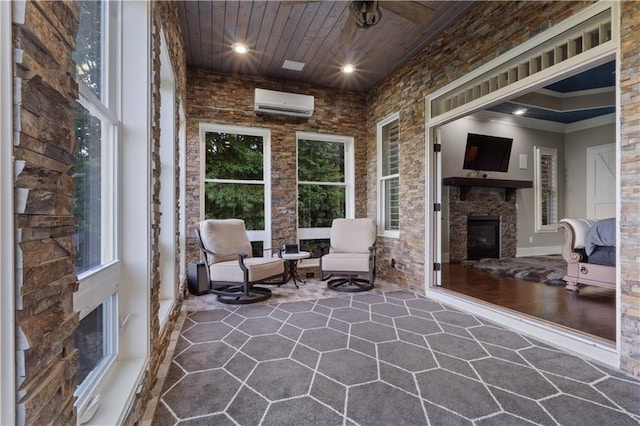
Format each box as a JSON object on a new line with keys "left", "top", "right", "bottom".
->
{"left": 277, "top": 251, "right": 310, "bottom": 288}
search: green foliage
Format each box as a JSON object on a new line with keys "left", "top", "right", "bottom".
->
{"left": 297, "top": 139, "right": 346, "bottom": 227}
{"left": 204, "top": 132, "right": 265, "bottom": 229}
{"left": 298, "top": 185, "right": 345, "bottom": 228}
{"left": 205, "top": 132, "right": 263, "bottom": 180}
{"left": 297, "top": 139, "right": 344, "bottom": 182}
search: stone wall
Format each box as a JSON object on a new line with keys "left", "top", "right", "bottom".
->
{"left": 12, "top": 1, "right": 80, "bottom": 423}
{"left": 447, "top": 187, "right": 517, "bottom": 263}
{"left": 185, "top": 70, "right": 367, "bottom": 263}
{"left": 366, "top": 1, "right": 593, "bottom": 289}
{"left": 619, "top": 0, "right": 640, "bottom": 378}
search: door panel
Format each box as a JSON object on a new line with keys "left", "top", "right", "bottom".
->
{"left": 586, "top": 143, "right": 616, "bottom": 219}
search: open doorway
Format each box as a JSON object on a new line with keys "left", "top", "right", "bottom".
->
{"left": 434, "top": 59, "right": 617, "bottom": 342}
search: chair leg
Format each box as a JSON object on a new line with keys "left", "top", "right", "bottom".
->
{"left": 327, "top": 276, "right": 374, "bottom": 292}
{"left": 212, "top": 285, "right": 272, "bottom": 304}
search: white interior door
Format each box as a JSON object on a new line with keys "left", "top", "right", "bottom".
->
{"left": 586, "top": 143, "right": 616, "bottom": 219}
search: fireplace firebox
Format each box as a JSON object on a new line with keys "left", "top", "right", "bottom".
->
{"left": 467, "top": 216, "right": 500, "bottom": 260}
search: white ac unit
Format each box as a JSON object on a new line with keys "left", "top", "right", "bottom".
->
{"left": 254, "top": 88, "right": 314, "bottom": 117}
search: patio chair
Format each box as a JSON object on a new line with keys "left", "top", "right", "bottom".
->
{"left": 195, "top": 219, "right": 287, "bottom": 304}
{"left": 320, "top": 218, "right": 376, "bottom": 292}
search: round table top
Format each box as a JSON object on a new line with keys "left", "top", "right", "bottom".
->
{"left": 275, "top": 250, "right": 311, "bottom": 260}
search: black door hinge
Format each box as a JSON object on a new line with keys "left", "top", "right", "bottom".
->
{"left": 434, "top": 203, "right": 441, "bottom": 212}
{"left": 434, "top": 143, "right": 442, "bottom": 152}
{"left": 434, "top": 262, "right": 441, "bottom": 271}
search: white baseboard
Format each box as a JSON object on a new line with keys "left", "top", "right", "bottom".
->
{"left": 516, "top": 245, "right": 563, "bottom": 257}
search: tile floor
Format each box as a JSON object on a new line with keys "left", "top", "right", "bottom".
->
{"left": 143, "top": 279, "right": 640, "bottom": 425}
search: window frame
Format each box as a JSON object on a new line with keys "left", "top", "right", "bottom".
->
{"left": 72, "top": 0, "right": 121, "bottom": 416}
{"left": 0, "top": 1, "right": 15, "bottom": 423}
{"left": 199, "top": 123, "right": 273, "bottom": 250}
{"left": 296, "top": 132, "right": 355, "bottom": 246}
{"left": 534, "top": 146, "right": 559, "bottom": 233}
{"left": 377, "top": 112, "right": 400, "bottom": 238}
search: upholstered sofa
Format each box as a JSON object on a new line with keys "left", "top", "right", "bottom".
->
{"left": 559, "top": 218, "right": 616, "bottom": 292}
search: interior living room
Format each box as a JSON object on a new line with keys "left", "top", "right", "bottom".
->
{"left": 2, "top": 1, "right": 640, "bottom": 425}
{"left": 438, "top": 60, "right": 617, "bottom": 341}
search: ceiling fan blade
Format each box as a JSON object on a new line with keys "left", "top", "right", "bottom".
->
{"left": 379, "top": 1, "right": 435, "bottom": 25}
{"left": 340, "top": 17, "right": 359, "bottom": 44}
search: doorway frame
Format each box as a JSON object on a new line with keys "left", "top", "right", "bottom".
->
{"left": 423, "top": 1, "right": 621, "bottom": 368}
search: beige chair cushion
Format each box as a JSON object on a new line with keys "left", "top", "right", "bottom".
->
{"left": 210, "top": 257, "right": 284, "bottom": 283}
{"left": 321, "top": 253, "right": 371, "bottom": 273}
{"left": 330, "top": 218, "right": 376, "bottom": 253}
{"left": 200, "top": 219, "right": 253, "bottom": 263}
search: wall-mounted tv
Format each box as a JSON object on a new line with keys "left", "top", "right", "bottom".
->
{"left": 462, "top": 133, "right": 513, "bottom": 173}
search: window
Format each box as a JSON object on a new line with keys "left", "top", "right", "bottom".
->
{"left": 201, "top": 124, "right": 272, "bottom": 250}
{"left": 72, "top": 0, "right": 119, "bottom": 414}
{"left": 377, "top": 113, "right": 400, "bottom": 237}
{"left": 297, "top": 133, "right": 355, "bottom": 257}
{"left": 534, "top": 146, "right": 558, "bottom": 232}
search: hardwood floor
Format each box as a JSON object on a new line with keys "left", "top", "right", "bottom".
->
{"left": 441, "top": 263, "right": 616, "bottom": 342}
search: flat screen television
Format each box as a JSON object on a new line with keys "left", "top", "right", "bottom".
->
{"left": 462, "top": 133, "right": 513, "bottom": 173}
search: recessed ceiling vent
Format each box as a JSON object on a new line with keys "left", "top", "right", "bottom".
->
{"left": 254, "top": 88, "right": 314, "bottom": 117}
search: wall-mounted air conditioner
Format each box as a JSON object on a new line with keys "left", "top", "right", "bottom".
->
{"left": 254, "top": 88, "right": 314, "bottom": 117}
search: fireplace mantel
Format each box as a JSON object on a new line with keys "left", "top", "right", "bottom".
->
{"left": 443, "top": 177, "right": 533, "bottom": 201}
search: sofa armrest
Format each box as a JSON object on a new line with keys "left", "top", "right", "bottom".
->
{"left": 559, "top": 220, "right": 588, "bottom": 264}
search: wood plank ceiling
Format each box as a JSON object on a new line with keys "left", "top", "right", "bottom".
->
{"left": 176, "top": 1, "right": 480, "bottom": 93}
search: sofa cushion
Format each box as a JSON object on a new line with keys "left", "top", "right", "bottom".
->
{"left": 210, "top": 257, "right": 284, "bottom": 282}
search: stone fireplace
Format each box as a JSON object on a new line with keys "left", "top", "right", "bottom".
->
{"left": 445, "top": 179, "right": 527, "bottom": 263}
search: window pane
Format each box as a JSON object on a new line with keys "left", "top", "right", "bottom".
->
{"left": 298, "top": 184, "right": 345, "bottom": 228}
{"left": 300, "top": 239, "right": 330, "bottom": 258}
{"left": 204, "top": 182, "right": 265, "bottom": 230}
{"left": 73, "top": 0, "right": 102, "bottom": 99}
{"left": 73, "top": 103, "right": 102, "bottom": 274}
{"left": 385, "top": 177, "right": 400, "bottom": 230}
{"left": 74, "top": 303, "right": 106, "bottom": 385}
{"left": 205, "top": 132, "right": 264, "bottom": 180}
{"left": 382, "top": 120, "right": 399, "bottom": 176}
{"left": 298, "top": 139, "right": 345, "bottom": 182}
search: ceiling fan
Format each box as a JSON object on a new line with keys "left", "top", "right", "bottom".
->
{"left": 291, "top": 1, "right": 435, "bottom": 44}
{"left": 340, "top": 1, "right": 435, "bottom": 43}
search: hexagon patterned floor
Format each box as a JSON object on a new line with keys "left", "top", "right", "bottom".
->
{"left": 149, "top": 286, "right": 640, "bottom": 425}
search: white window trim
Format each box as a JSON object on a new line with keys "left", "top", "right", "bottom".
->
{"left": 296, "top": 132, "right": 355, "bottom": 243}
{"left": 1, "top": 1, "right": 15, "bottom": 424}
{"left": 73, "top": 0, "right": 122, "bottom": 420}
{"left": 199, "top": 123, "right": 273, "bottom": 251}
{"left": 377, "top": 112, "right": 400, "bottom": 238}
{"left": 80, "top": 1, "right": 152, "bottom": 424}
{"left": 534, "top": 146, "right": 559, "bottom": 233}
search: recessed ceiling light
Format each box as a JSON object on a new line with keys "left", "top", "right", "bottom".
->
{"left": 513, "top": 108, "right": 527, "bottom": 116}
{"left": 341, "top": 64, "right": 356, "bottom": 74}
{"left": 232, "top": 43, "right": 248, "bottom": 54}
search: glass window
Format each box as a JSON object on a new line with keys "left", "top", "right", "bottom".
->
{"left": 377, "top": 114, "right": 400, "bottom": 237}
{"left": 72, "top": 0, "right": 119, "bottom": 413}
{"left": 201, "top": 125, "right": 272, "bottom": 247}
{"left": 73, "top": 103, "right": 102, "bottom": 274}
{"left": 73, "top": 0, "right": 104, "bottom": 100}
{"left": 534, "top": 146, "right": 558, "bottom": 232}
{"left": 297, "top": 133, "right": 354, "bottom": 256}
